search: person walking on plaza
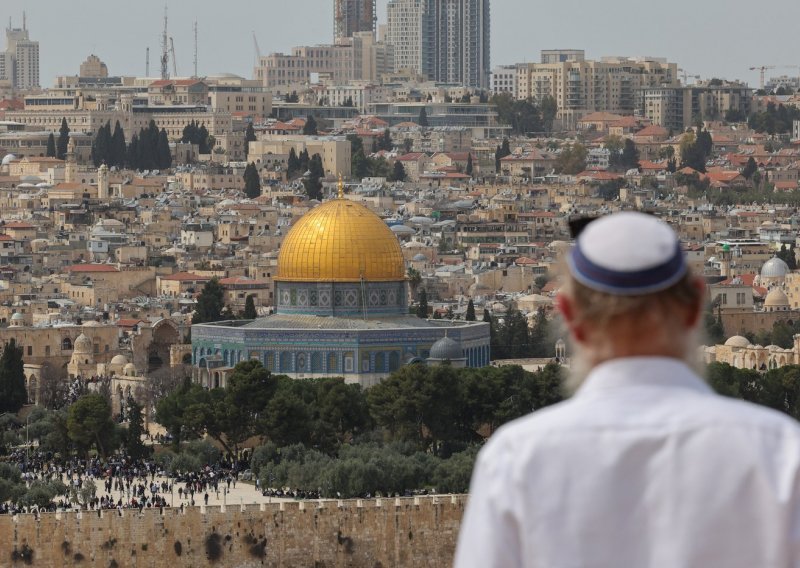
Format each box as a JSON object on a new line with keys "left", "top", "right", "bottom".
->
{"left": 456, "top": 212, "right": 800, "bottom": 568}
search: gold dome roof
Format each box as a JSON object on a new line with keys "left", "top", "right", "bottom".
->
{"left": 277, "top": 198, "right": 405, "bottom": 283}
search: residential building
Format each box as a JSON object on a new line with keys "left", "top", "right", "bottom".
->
{"left": 640, "top": 81, "right": 752, "bottom": 131}
{"left": 334, "top": 0, "right": 376, "bottom": 41}
{"left": 515, "top": 52, "right": 678, "bottom": 129}
{"left": 490, "top": 66, "right": 517, "bottom": 98}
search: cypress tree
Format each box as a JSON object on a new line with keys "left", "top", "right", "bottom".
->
{"left": 111, "top": 121, "right": 126, "bottom": 168}
{"left": 465, "top": 299, "right": 476, "bottom": 321}
{"left": 245, "top": 123, "right": 257, "bottom": 157}
{"left": 416, "top": 289, "right": 429, "bottom": 318}
{"left": 466, "top": 153, "right": 473, "bottom": 176}
{"left": 243, "top": 295, "right": 257, "bottom": 320}
{"left": 287, "top": 147, "right": 299, "bottom": 177}
{"left": 57, "top": 117, "right": 71, "bottom": 160}
{"left": 303, "top": 115, "right": 318, "bottom": 135}
{"left": 418, "top": 107, "right": 429, "bottom": 127}
{"left": 244, "top": 162, "right": 261, "bottom": 198}
{"left": 198, "top": 124, "right": 210, "bottom": 153}
{"left": 157, "top": 128, "right": 172, "bottom": 169}
{"left": 0, "top": 339, "right": 27, "bottom": 413}
{"left": 46, "top": 133, "right": 56, "bottom": 158}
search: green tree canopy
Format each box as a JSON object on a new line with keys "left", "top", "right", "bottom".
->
{"left": 67, "top": 393, "right": 116, "bottom": 456}
{"left": 192, "top": 277, "right": 226, "bottom": 324}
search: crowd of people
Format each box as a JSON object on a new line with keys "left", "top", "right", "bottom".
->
{"left": 1, "top": 448, "right": 248, "bottom": 515}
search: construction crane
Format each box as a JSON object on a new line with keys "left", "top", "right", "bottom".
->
{"left": 750, "top": 66, "right": 776, "bottom": 89}
{"left": 170, "top": 37, "right": 178, "bottom": 78}
{"left": 252, "top": 32, "right": 262, "bottom": 67}
{"left": 678, "top": 69, "right": 700, "bottom": 85}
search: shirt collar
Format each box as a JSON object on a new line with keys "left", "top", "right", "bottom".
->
{"left": 575, "top": 356, "right": 713, "bottom": 398}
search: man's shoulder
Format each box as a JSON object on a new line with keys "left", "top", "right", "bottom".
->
{"left": 488, "top": 389, "right": 800, "bottom": 451}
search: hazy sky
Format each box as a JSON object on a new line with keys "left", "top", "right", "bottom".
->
{"left": 3, "top": 0, "right": 799, "bottom": 88}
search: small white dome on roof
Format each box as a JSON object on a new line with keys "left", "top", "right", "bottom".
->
{"left": 73, "top": 333, "right": 93, "bottom": 353}
{"left": 110, "top": 354, "right": 129, "bottom": 366}
{"left": 10, "top": 312, "right": 24, "bottom": 321}
{"left": 1, "top": 154, "right": 17, "bottom": 165}
{"left": 761, "top": 257, "right": 790, "bottom": 279}
{"left": 765, "top": 288, "right": 790, "bottom": 308}
{"left": 724, "top": 335, "right": 750, "bottom": 348}
{"left": 123, "top": 363, "right": 136, "bottom": 376}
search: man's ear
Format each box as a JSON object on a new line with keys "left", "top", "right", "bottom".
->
{"left": 557, "top": 293, "right": 586, "bottom": 344}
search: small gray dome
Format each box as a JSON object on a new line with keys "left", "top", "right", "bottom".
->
{"left": 10, "top": 313, "right": 23, "bottom": 321}
{"left": 429, "top": 335, "right": 462, "bottom": 360}
{"left": 412, "top": 253, "right": 427, "bottom": 261}
{"left": 761, "top": 257, "right": 790, "bottom": 279}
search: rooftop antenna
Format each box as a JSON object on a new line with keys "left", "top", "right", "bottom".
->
{"left": 22, "top": 11, "right": 26, "bottom": 31}
{"left": 193, "top": 22, "right": 198, "bottom": 78}
{"left": 146, "top": 47, "right": 150, "bottom": 77}
{"left": 160, "top": 5, "right": 170, "bottom": 80}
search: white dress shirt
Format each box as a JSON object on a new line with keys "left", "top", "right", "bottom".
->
{"left": 455, "top": 357, "right": 800, "bottom": 568}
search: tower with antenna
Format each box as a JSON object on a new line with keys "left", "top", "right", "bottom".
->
{"left": 193, "top": 22, "right": 198, "bottom": 78}
{"left": 160, "top": 5, "right": 170, "bottom": 80}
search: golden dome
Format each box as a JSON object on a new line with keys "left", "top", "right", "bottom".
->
{"left": 277, "top": 199, "right": 405, "bottom": 282}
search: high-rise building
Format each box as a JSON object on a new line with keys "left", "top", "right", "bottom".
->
{"left": 1, "top": 14, "right": 40, "bottom": 90}
{"left": 386, "top": 0, "right": 490, "bottom": 89}
{"left": 334, "top": 0, "right": 376, "bottom": 41}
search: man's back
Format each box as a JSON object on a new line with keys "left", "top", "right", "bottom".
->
{"left": 455, "top": 357, "right": 800, "bottom": 568}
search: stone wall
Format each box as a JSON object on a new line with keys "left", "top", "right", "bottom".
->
{"left": 1, "top": 496, "right": 465, "bottom": 567}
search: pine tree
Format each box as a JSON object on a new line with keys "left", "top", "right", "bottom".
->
{"left": 244, "top": 162, "right": 261, "bottom": 198}
{"left": 465, "top": 299, "right": 476, "bottom": 321}
{"left": 243, "top": 295, "right": 257, "bottom": 319}
{"left": 193, "top": 278, "right": 226, "bottom": 324}
{"left": 57, "top": 117, "right": 71, "bottom": 160}
{"left": 46, "top": 133, "right": 56, "bottom": 158}
{"left": 418, "top": 107, "right": 429, "bottom": 127}
{"left": 416, "top": 289, "right": 428, "bottom": 318}
{"left": 303, "top": 115, "right": 318, "bottom": 135}
{"left": 0, "top": 339, "right": 27, "bottom": 413}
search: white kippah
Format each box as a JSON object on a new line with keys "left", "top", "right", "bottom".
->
{"left": 567, "top": 212, "right": 687, "bottom": 295}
